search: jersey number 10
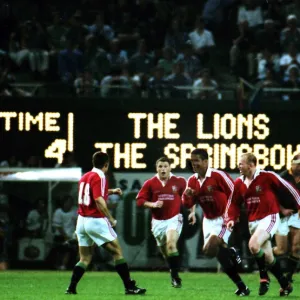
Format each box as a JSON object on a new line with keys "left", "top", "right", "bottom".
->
{"left": 78, "top": 182, "right": 91, "bottom": 206}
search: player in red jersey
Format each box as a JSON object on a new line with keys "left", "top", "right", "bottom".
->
{"left": 226, "top": 153, "right": 300, "bottom": 296}
{"left": 273, "top": 154, "right": 300, "bottom": 283}
{"left": 182, "top": 149, "right": 250, "bottom": 297}
{"left": 136, "top": 157, "right": 186, "bottom": 288}
{"left": 66, "top": 152, "right": 146, "bottom": 295}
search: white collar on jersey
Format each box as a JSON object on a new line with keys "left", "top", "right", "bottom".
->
{"left": 91, "top": 167, "right": 105, "bottom": 178}
{"left": 241, "top": 168, "right": 261, "bottom": 181}
{"left": 195, "top": 167, "right": 212, "bottom": 179}
{"left": 156, "top": 172, "right": 174, "bottom": 180}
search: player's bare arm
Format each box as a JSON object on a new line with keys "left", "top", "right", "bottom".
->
{"left": 188, "top": 205, "right": 196, "bottom": 225}
{"left": 108, "top": 188, "right": 123, "bottom": 195}
{"left": 95, "top": 196, "right": 117, "bottom": 226}
{"left": 143, "top": 200, "right": 163, "bottom": 209}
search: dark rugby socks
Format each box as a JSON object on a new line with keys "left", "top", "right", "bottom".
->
{"left": 286, "top": 255, "right": 300, "bottom": 281}
{"left": 268, "top": 258, "right": 288, "bottom": 288}
{"left": 167, "top": 252, "right": 180, "bottom": 278}
{"left": 69, "top": 261, "right": 87, "bottom": 289}
{"left": 115, "top": 258, "right": 131, "bottom": 287}
{"left": 217, "top": 247, "right": 246, "bottom": 290}
{"left": 254, "top": 249, "right": 268, "bottom": 279}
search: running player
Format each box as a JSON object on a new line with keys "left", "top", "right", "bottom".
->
{"left": 183, "top": 149, "right": 250, "bottom": 296}
{"left": 226, "top": 153, "right": 300, "bottom": 296}
{"left": 136, "top": 157, "right": 186, "bottom": 288}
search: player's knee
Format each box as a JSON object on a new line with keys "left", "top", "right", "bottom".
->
{"left": 248, "top": 239, "right": 260, "bottom": 254}
{"left": 166, "top": 240, "right": 177, "bottom": 254}
{"left": 203, "top": 237, "right": 219, "bottom": 258}
{"left": 80, "top": 255, "right": 92, "bottom": 266}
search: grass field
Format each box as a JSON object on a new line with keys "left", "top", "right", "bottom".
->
{"left": 0, "top": 271, "right": 299, "bottom": 300}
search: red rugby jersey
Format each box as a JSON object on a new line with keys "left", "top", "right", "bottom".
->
{"left": 226, "top": 169, "right": 300, "bottom": 222}
{"left": 182, "top": 168, "right": 234, "bottom": 219}
{"left": 78, "top": 167, "right": 108, "bottom": 218}
{"left": 136, "top": 174, "right": 186, "bottom": 220}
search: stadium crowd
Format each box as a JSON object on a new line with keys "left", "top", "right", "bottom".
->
{"left": 0, "top": 0, "right": 300, "bottom": 99}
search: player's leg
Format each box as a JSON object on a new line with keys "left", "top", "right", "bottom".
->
{"left": 248, "top": 227, "right": 271, "bottom": 295}
{"left": 286, "top": 226, "right": 300, "bottom": 282}
{"left": 203, "top": 218, "right": 250, "bottom": 296}
{"left": 66, "top": 246, "right": 93, "bottom": 294}
{"left": 66, "top": 215, "right": 94, "bottom": 294}
{"left": 153, "top": 214, "right": 183, "bottom": 287}
{"left": 248, "top": 214, "right": 291, "bottom": 296}
{"left": 158, "top": 244, "right": 168, "bottom": 259}
{"left": 165, "top": 229, "right": 182, "bottom": 287}
{"left": 103, "top": 239, "right": 146, "bottom": 294}
{"left": 261, "top": 239, "right": 292, "bottom": 296}
{"left": 273, "top": 235, "right": 288, "bottom": 256}
{"left": 273, "top": 217, "right": 289, "bottom": 256}
{"left": 204, "top": 236, "right": 249, "bottom": 296}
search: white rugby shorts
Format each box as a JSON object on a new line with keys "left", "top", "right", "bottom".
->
{"left": 276, "top": 213, "right": 300, "bottom": 236}
{"left": 203, "top": 216, "right": 231, "bottom": 245}
{"left": 76, "top": 215, "right": 117, "bottom": 247}
{"left": 249, "top": 213, "right": 280, "bottom": 237}
{"left": 151, "top": 214, "right": 183, "bottom": 246}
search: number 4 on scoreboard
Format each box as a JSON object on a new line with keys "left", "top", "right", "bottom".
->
{"left": 44, "top": 139, "right": 67, "bottom": 164}
{"left": 78, "top": 182, "right": 91, "bottom": 205}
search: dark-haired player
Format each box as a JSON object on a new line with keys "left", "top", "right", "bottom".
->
{"left": 183, "top": 148, "right": 250, "bottom": 296}
{"left": 227, "top": 153, "right": 300, "bottom": 296}
{"left": 273, "top": 153, "right": 300, "bottom": 283}
{"left": 66, "top": 151, "right": 146, "bottom": 295}
{"left": 136, "top": 157, "right": 186, "bottom": 288}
